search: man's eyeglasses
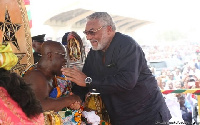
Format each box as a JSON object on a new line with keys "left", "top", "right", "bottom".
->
{"left": 83, "top": 26, "right": 106, "bottom": 36}
{"left": 54, "top": 52, "right": 67, "bottom": 59}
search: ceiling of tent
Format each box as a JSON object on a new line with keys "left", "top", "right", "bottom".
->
{"left": 44, "top": 8, "right": 150, "bottom": 32}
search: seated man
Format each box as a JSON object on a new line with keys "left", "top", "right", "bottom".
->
{"left": 32, "top": 34, "right": 46, "bottom": 63}
{"left": 23, "top": 41, "right": 81, "bottom": 112}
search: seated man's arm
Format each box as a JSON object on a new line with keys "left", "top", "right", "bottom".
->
{"left": 23, "top": 70, "right": 81, "bottom": 112}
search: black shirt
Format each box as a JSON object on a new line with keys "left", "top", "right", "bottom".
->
{"left": 82, "top": 32, "right": 171, "bottom": 125}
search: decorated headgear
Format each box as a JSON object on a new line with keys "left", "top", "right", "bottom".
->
{"left": 0, "top": 44, "right": 18, "bottom": 70}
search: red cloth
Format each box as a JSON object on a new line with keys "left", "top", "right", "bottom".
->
{"left": 24, "top": 0, "right": 30, "bottom": 5}
{"left": 0, "top": 87, "right": 44, "bottom": 124}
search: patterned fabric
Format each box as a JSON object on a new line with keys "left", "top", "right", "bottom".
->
{"left": 50, "top": 76, "right": 82, "bottom": 125}
{"left": 84, "top": 94, "right": 110, "bottom": 124}
{"left": 0, "top": 44, "right": 18, "bottom": 70}
{"left": 0, "top": 87, "right": 44, "bottom": 125}
{"left": 43, "top": 111, "right": 63, "bottom": 125}
{"left": 21, "top": 63, "right": 37, "bottom": 77}
{"left": 55, "top": 75, "right": 73, "bottom": 97}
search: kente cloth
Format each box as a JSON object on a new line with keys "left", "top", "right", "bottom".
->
{"left": 0, "top": 87, "right": 44, "bottom": 124}
{"left": 21, "top": 63, "right": 36, "bottom": 77}
{"left": 49, "top": 76, "right": 82, "bottom": 125}
{"left": 0, "top": 44, "right": 18, "bottom": 70}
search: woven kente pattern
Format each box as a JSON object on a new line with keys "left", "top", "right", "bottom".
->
{"left": 17, "top": 0, "right": 33, "bottom": 71}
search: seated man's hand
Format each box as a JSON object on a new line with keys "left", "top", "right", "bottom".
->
{"left": 68, "top": 94, "right": 81, "bottom": 110}
{"left": 70, "top": 101, "right": 81, "bottom": 110}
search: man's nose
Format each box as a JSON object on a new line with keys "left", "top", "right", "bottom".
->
{"left": 86, "top": 34, "right": 93, "bottom": 40}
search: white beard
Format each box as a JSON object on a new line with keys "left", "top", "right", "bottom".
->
{"left": 92, "top": 32, "right": 109, "bottom": 51}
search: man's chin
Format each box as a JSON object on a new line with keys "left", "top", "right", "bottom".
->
{"left": 92, "top": 46, "right": 102, "bottom": 51}
{"left": 92, "top": 47, "right": 98, "bottom": 51}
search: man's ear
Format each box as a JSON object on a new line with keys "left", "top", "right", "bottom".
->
{"left": 47, "top": 52, "right": 53, "bottom": 61}
{"left": 32, "top": 42, "right": 36, "bottom": 49}
{"left": 107, "top": 26, "right": 113, "bottom": 34}
{"left": 107, "top": 26, "right": 112, "bottom": 31}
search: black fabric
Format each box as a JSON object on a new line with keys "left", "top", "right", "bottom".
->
{"left": 180, "top": 106, "right": 192, "bottom": 124}
{"left": 33, "top": 52, "right": 41, "bottom": 64}
{"left": 193, "top": 103, "right": 198, "bottom": 125}
{"left": 82, "top": 32, "right": 171, "bottom": 125}
{"left": 72, "top": 83, "right": 88, "bottom": 102}
{"left": 61, "top": 32, "right": 70, "bottom": 45}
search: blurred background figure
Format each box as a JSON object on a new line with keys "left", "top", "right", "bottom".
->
{"left": 178, "top": 95, "right": 192, "bottom": 124}
{"left": 61, "top": 32, "right": 70, "bottom": 46}
{"left": 164, "top": 94, "right": 184, "bottom": 124}
{"left": 32, "top": 34, "right": 46, "bottom": 63}
{"left": 61, "top": 31, "right": 86, "bottom": 69}
{"left": 174, "top": 80, "right": 182, "bottom": 89}
{"left": 195, "top": 56, "right": 200, "bottom": 70}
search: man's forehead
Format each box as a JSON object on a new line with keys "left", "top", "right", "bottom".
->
{"left": 85, "top": 19, "right": 101, "bottom": 30}
{"left": 58, "top": 48, "right": 66, "bottom": 53}
{"left": 53, "top": 45, "right": 66, "bottom": 53}
{"left": 55, "top": 50, "right": 66, "bottom": 54}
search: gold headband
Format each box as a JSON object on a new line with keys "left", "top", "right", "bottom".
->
{"left": 0, "top": 44, "right": 18, "bottom": 70}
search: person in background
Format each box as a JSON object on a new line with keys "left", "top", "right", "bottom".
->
{"left": 0, "top": 43, "right": 44, "bottom": 124}
{"left": 61, "top": 32, "right": 70, "bottom": 46}
{"left": 195, "top": 56, "right": 200, "bottom": 70}
{"left": 32, "top": 34, "right": 46, "bottom": 63}
{"left": 61, "top": 31, "right": 88, "bottom": 100}
{"left": 163, "top": 94, "right": 184, "bottom": 124}
{"left": 174, "top": 80, "right": 183, "bottom": 89}
{"left": 165, "top": 80, "right": 174, "bottom": 90}
{"left": 23, "top": 41, "right": 81, "bottom": 112}
{"left": 173, "top": 68, "right": 182, "bottom": 80}
{"left": 178, "top": 95, "right": 192, "bottom": 124}
{"left": 61, "top": 12, "right": 171, "bottom": 125}
{"left": 168, "top": 72, "right": 175, "bottom": 81}
{"left": 157, "top": 77, "right": 164, "bottom": 89}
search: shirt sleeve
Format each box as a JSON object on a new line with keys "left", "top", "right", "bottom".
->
{"left": 72, "top": 83, "right": 89, "bottom": 102}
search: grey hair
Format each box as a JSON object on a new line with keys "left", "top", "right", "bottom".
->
{"left": 86, "top": 12, "right": 116, "bottom": 31}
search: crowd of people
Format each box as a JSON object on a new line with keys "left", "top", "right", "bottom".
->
{"left": 2, "top": 11, "right": 200, "bottom": 125}
{"left": 142, "top": 43, "right": 200, "bottom": 124}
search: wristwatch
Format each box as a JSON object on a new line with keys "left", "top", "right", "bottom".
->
{"left": 85, "top": 77, "right": 92, "bottom": 87}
